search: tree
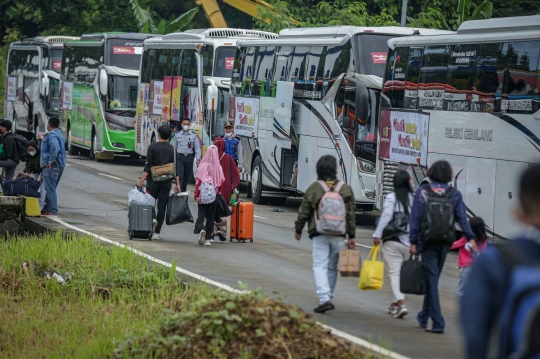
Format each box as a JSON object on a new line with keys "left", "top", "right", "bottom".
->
{"left": 129, "top": 0, "right": 199, "bottom": 34}
{"left": 456, "top": 0, "right": 493, "bottom": 27}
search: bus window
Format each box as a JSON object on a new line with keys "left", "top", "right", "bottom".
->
{"left": 252, "top": 46, "right": 275, "bottom": 97}
{"left": 274, "top": 46, "right": 292, "bottom": 82}
{"left": 171, "top": 49, "right": 182, "bottom": 76}
{"left": 418, "top": 46, "right": 449, "bottom": 110}
{"left": 50, "top": 48, "right": 63, "bottom": 72}
{"left": 307, "top": 46, "right": 325, "bottom": 81}
{"left": 202, "top": 44, "right": 214, "bottom": 77}
{"left": 288, "top": 46, "right": 308, "bottom": 82}
{"left": 140, "top": 49, "right": 153, "bottom": 83}
{"left": 324, "top": 41, "right": 352, "bottom": 81}
{"left": 108, "top": 39, "right": 143, "bottom": 70}
{"left": 500, "top": 41, "right": 540, "bottom": 114}
{"left": 445, "top": 44, "right": 477, "bottom": 112}
{"left": 404, "top": 47, "right": 423, "bottom": 109}
{"left": 231, "top": 47, "right": 244, "bottom": 95}
{"left": 181, "top": 49, "right": 198, "bottom": 86}
{"left": 214, "top": 46, "right": 236, "bottom": 78}
{"left": 242, "top": 47, "right": 257, "bottom": 95}
{"left": 382, "top": 47, "right": 409, "bottom": 109}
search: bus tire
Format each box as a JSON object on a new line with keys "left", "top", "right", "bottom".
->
{"left": 67, "top": 128, "right": 78, "bottom": 156}
{"left": 251, "top": 156, "right": 265, "bottom": 204}
{"left": 90, "top": 130, "right": 103, "bottom": 162}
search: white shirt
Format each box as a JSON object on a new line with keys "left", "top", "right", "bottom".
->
{"left": 372, "top": 192, "right": 414, "bottom": 246}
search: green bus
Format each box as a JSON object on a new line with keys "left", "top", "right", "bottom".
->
{"left": 60, "top": 33, "right": 157, "bottom": 160}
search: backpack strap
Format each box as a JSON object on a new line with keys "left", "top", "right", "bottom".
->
{"left": 334, "top": 181, "right": 345, "bottom": 193}
{"left": 318, "top": 180, "right": 329, "bottom": 192}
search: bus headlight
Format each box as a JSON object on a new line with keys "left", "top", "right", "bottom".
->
{"left": 107, "top": 122, "right": 128, "bottom": 131}
{"left": 357, "top": 159, "right": 375, "bottom": 173}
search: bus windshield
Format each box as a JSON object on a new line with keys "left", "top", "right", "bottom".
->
{"left": 357, "top": 34, "right": 395, "bottom": 78}
{"left": 48, "top": 77, "right": 61, "bottom": 111}
{"left": 214, "top": 46, "right": 237, "bottom": 78}
{"left": 50, "top": 49, "right": 63, "bottom": 72}
{"left": 108, "top": 39, "right": 143, "bottom": 70}
{"left": 108, "top": 75, "right": 138, "bottom": 110}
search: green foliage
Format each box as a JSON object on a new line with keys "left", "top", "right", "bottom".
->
{"left": 456, "top": 0, "right": 493, "bottom": 28}
{"left": 407, "top": 7, "right": 451, "bottom": 30}
{"left": 129, "top": 0, "right": 198, "bottom": 34}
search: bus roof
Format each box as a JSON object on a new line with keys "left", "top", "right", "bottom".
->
{"left": 279, "top": 26, "right": 452, "bottom": 39}
{"left": 80, "top": 32, "right": 159, "bottom": 42}
{"left": 158, "top": 28, "right": 277, "bottom": 42}
{"left": 12, "top": 36, "right": 80, "bottom": 48}
{"left": 387, "top": 15, "right": 540, "bottom": 49}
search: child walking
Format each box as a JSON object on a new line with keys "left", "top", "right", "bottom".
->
{"left": 451, "top": 217, "right": 488, "bottom": 296}
{"left": 194, "top": 145, "right": 224, "bottom": 246}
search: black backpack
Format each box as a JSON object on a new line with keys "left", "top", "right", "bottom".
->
{"left": 13, "top": 134, "right": 29, "bottom": 162}
{"left": 420, "top": 184, "right": 455, "bottom": 244}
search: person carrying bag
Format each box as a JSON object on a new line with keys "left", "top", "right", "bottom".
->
{"left": 372, "top": 170, "right": 414, "bottom": 318}
{"left": 359, "top": 245, "right": 384, "bottom": 290}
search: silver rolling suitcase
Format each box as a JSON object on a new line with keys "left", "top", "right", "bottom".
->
{"left": 128, "top": 204, "right": 154, "bottom": 240}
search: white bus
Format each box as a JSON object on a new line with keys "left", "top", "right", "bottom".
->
{"left": 135, "top": 28, "right": 277, "bottom": 158}
{"left": 4, "top": 36, "right": 79, "bottom": 139}
{"left": 231, "top": 26, "right": 451, "bottom": 206}
{"left": 376, "top": 15, "right": 540, "bottom": 239}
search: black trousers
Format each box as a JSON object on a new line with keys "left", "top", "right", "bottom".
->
{"left": 176, "top": 153, "right": 194, "bottom": 192}
{"left": 198, "top": 200, "right": 217, "bottom": 239}
{"left": 148, "top": 181, "right": 172, "bottom": 234}
{"left": 0, "top": 159, "right": 17, "bottom": 183}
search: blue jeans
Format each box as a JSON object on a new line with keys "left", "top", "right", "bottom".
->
{"left": 312, "top": 235, "right": 344, "bottom": 304}
{"left": 42, "top": 164, "right": 64, "bottom": 214}
{"left": 33, "top": 173, "right": 46, "bottom": 211}
{"left": 418, "top": 245, "right": 450, "bottom": 330}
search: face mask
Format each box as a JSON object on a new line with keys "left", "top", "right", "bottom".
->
{"left": 29, "top": 150, "right": 37, "bottom": 157}
{"left": 183, "top": 125, "right": 190, "bottom": 131}
{"left": 225, "top": 132, "right": 233, "bottom": 138}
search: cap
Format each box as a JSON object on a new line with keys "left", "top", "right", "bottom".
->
{"left": 224, "top": 121, "right": 233, "bottom": 128}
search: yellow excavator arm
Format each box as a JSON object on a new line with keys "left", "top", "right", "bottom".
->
{"left": 197, "top": 0, "right": 298, "bottom": 27}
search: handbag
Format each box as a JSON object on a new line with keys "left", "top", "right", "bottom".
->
{"left": 375, "top": 199, "right": 409, "bottom": 240}
{"left": 358, "top": 245, "right": 384, "bottom": 291}
{"left": 400, "top": 255, "right": 427, "bottom": 295}
{"left": 166, "top": 192, "right": 194, "bottom": 225}
{"left": 151, "top": 162, "right": 175, "bottom": 182}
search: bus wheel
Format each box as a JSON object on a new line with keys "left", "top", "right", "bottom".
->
{"left": 90, "top": 132, "right": 103, "bottom": 162}
{"left": 251, "top": 156, "right": 265, "bottom": 204}
{"left": 67, "top": 128, "right": 78, "bottom": 156}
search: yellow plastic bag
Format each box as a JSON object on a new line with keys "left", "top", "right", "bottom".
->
{"left": 359, "top": 245, "right": 384, "bottom": 290}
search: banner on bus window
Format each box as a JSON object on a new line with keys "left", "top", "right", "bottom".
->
{"left": 233, "top": 97, "right": 259, "bottom": 138}
{"left": 162, "top": 76, "right": 172, "bottom": 121}
{"left": 60, "top": 82, "right": 73, "bottom": 110}
{"left": 171, "top": 76, "right": 182, "bottom": 121}
{"left": 273, "top": 81, "right": 294, "bottom": 141}
{"left": 378, "top": 110, "right": 430, "bottom": 167}
{"left": 113, "top": 46, "right": 143, "bottom": 55}
{"left": 53, "top": 60, "right": 62, "bottom": 71}
{"left": 152, "top": 81, "right": 163, "bottom": 115}
{"left": 6, "top": 76, "right": 17, "bottom": 102}
{"left": 225, "top": 57, "right": 234, "bottom": 70}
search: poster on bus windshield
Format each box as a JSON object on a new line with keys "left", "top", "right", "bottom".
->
{"left": 6, "top": 76, "right": 17, "bottom": 102}
{"left": 233, "top": 97, "right": 259, "bottom": 138}
{"left": 60, "top": 82, "right": 73, "bottom": 110}
{"left": 171, "top": 76, "right": 182, "bottom": 121}
{"left": 162, "top": 76, "right": 172, "bottom": 121}
{"left": 378, "top": 110, "right": 430, "bottom": 167}
{"left": 152, "top": 81, "right": 163, "bottom": 115}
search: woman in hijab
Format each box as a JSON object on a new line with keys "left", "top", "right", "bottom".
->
{"left": 195, "top": 145, "right": 225, "bottom": 246}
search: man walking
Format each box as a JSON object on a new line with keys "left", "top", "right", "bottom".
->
{"left": 175, "top": 117, "right": 201, "bottom": 192}
{"left": 0, "top": 119, "right": 20, "bottom": 183}
{"left": 40, "top": 117, "right": 66, "bottom": 216}
{"left": 217, "top": 122, "right": 243, "bottom": 172}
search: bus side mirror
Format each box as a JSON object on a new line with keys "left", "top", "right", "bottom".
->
{"left": 206, "top": 84, "right": 218, "bottom": 111}
{"left": 355, "top": 82, "right": 369, "bottom": 126}
{"left": 99, "top": 70, "right": 108, "bottom": 97}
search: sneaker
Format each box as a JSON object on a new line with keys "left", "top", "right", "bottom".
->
{"left": 41, "top": 212, "right": 57, "bottom": 217}
{"left": 387, "top": 302, "right": 398, "bottom": 315}
{"left": 153, "top": 219, "right": 158, "bottom": 229}
{"left": 393, "top": 305, "right": 409, "bottom": 319}
{"left": 198, "top": 230, "right": 206, "bottom": 246}
{"left": 314, "top": 301, "right": 335, "bottom": 313}
{"left": 217, "top": 230, "right": 226, "bottom": 242}
{"left": 204, "top": 240, "right": 212, "bottom": 246}
{"left": 153, "top": 233, "right": 163, "bottom": 240}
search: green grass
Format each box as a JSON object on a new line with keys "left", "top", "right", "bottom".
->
{"left": 0, "top": 233, "right": 207, "bottom": 359}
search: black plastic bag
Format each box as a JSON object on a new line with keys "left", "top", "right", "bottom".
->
{"left": 166, "top": 193, "right": 194, "bottom": 225}
{"left": 215, "top": 194, "right": 233, "bottom": 219}
{"left": 400, "top": 255, "right": 427, "bottom": 295}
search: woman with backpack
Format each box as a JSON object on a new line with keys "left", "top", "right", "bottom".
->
{"left": 409, "top": 160, "right": 477, "bottom": 334}
{"left": 194, "top": 145, "right": 224, "bottom": 246}
{"left": 24, "top": 141, "right": 46, "bottom": 210}
{"left": 295, "top": 155, "right": 356, "bottom": 313}
{"left": 373, "top": 170, "right": 414, "bottom": 319}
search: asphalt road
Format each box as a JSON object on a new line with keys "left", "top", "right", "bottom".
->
{"left": 25, "top": 154, "right": 465, "bottom": 359}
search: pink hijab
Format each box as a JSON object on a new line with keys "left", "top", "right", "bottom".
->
{"left": 196, "top": 145, "right": 225, "bottom": 186}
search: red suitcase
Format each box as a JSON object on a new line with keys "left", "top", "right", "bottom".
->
{"left": 230, "top": 201, "right": 254, "bottom": 243}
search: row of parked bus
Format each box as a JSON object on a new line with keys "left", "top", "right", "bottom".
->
{"left": 4, "top": 15, "right": 540, "bottom": 240}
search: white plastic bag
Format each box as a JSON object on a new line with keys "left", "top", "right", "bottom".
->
{"left": 128, "top": 187, "right": 156, "bottom": 206}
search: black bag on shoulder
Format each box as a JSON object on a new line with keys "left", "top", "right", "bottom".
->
{"left": 400, "top": 255, "right": 427, "bottom": 295}
{"left": 420, "top": 185, "right": 455, "bottom": 245}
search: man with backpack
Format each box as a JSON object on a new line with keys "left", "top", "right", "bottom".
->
{"left": 0, "top": 119, "right": 23, "bottom": 182}
{"left": 409, "top": 160, "right": 476, "bottom": 334}
{"left": 39, "top": 117, "right": 66, "bottom": 216}
{"left": 461, "top": 164, "right": 540, "bottom": 359}
{"left": 295, "top": 155, "right": 356, "bottom": 313}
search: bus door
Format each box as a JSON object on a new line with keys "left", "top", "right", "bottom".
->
{"left": 271, "top": 82, "right": 295, "bottom": 188}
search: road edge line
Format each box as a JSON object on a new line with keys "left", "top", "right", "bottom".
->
{"left": 50, "top": 217, "right": 411, "bottom": 359}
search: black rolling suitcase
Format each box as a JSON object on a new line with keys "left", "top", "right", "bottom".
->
{"left": 128, "top": 204, "right": 154, "bottom": 240}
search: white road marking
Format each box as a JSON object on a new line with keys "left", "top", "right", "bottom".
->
{"left": 254, "top": 215, "right": 268, "bottom": 219}
{"left": 98, "top": 173, "right": 123, "bottom": 181}
{"left": 49, "top": 217, "right": 410, "bottom": 359}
